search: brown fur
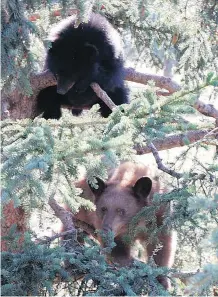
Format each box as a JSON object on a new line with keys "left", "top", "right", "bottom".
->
{"left": 71, "top": 162, "right": 176, "bottom": 289}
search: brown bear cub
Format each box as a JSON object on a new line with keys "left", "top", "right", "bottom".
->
{"left": 71, "top": 162, "right": 176, "bottom": 289}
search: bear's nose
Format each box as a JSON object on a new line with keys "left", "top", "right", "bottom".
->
{"left": 57, "top": 80, "right": 75, "bottom": 95}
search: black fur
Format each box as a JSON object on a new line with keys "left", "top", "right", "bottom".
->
{"left": 37, "top": 13, "right": 129, "bottom": 119}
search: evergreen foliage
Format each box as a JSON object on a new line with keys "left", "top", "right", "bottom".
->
{"left": 2, "top": 229, "right": 174, "bottom": 296}
{"left": 1, "top": 0, "right": 39, "bottom": 95}
{"left": 2, "top": 85, "right": 218, "bottom": 295}
{"left": 1, "top": 0, "right": 218, "bottom": 296}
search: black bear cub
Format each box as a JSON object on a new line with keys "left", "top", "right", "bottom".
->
{"left": 37, "top": 13, "right": 129, "bottom": 119}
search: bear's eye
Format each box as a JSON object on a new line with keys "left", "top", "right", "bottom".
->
{"left": 101, "top": 207, "right": 107, "bottom": 213}
{"left": 117, "top": 208, "right": 125, "bottom": 216}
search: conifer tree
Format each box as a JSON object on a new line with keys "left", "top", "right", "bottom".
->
{"left": 1, "top": 0, "right": 218, "bottom": 296}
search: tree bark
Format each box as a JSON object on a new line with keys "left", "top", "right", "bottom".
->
{"left": 1, "top": 68, "right": 181, "bottom": 120}
{"left": 134, "top": 129, "right": 218, "bottom": 154}
{"left": 2, "top": 68, "right": 217, "bottom": 122}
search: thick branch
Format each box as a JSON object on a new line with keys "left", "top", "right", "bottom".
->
{"left": 30, "top": 70, "right": 56, "bottom": 91}
{"left": 124, "top": 67, "right": 181, "bottom": 94}
{"left": 29, "top": 69, "right": 217, "bottom": 119}
{"left": 30, "top": 68, "right": 181, "bottom": 95}
{"left": 194, "top": 99, "right": 218, "bottom": 119}
{"left": 135, "top": 129, "right": 218, "bottom": 154}
{"left": 48, "top": 197, "right": 75, "bottom": 231}
{"left": 74, "top": 218, "right": 96, "bottom": 237}
{"left": 6, "top": 68, "right": 178, "bottom": 119}
{"left": 48, "top": 196, "right": 96, "bottom": 239}
{"left": 3, "top": 68, "right": 218, "bottom": 122}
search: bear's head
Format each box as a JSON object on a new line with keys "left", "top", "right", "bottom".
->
{"left": 88, "top": 177, "right": 152, "bottom": 237}
{"left": 47, "top": 38, "right": 99, "bottom": 95}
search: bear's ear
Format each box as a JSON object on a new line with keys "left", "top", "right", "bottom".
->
{"left": 84, "top": 43, "right": 99, "bottom": 60}
{"left": 133, "top": 177, "right": 152, "bottom": 202}
{"left": 88, "top": 177, "right": 106, "bottom": 197}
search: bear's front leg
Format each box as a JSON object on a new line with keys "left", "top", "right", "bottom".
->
{"left": 37, "top": 86, "right": 62, "bottom": 119}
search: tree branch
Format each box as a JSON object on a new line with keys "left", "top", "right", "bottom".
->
{"left": 170, "top": 270, "right": 199, "bottom": 285}
{"left": 28, "top": 68, "right": 181, "bottom": 113}
{"left": 134, "top": 129, "right": 218, "bottom": 154}
{"left": 2, "top": 68, "right": 218, "bottom": 124}
{"left": 148, "top": 142, "right": 183, "bottom": 178}
{"left": 48, "top": 197, "right": 75, "bottom": 231}
{"left": 37, "top": 229, "right": 77, "bottom": 244}
{"left": 30, "top": 70, "right": 56, "bottom": 91}
{"left": 48, "top": 191, "right": 96, "bottom": 240}
{"left": 73, "top": 217, "right": 96, "bottom": 238}
{"left": 37, "top": 219, "right": 96, "bottom": 244}
{"left": 30, "top": 68, "right": 181, "bottom": 95}
{"left": 124, "top": 67, "right": 181, "bottom": 94}
{"left": 91, "top": 82, "right": 117, "bottom": 111}
{"left": 29, "top": 69, "right": 218, "bottom": 119}
{"left": 194, "top": 99, "right": 218, "bottom": 119}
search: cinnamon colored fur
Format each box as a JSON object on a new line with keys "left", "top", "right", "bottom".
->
{"left": 69, "top": 162, "right": 177, "bottom": 289}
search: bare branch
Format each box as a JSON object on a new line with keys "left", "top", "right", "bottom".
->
{"left": 37, "top": 229, "right": 76, "bottom": 244}
{"left": 91, "top": 82, "right": 117, "bottom": 111}
{"left": 48, "top": 197, "right": 75, "bottom": 231}
{"left": 47, "top": 191, "right": 96, "bottom": 240}
{"left": 73, "top": 217, "right": 96, "bottom": 238}
{"left": 29, "top": 68, "right": 181, "bottom": 96}
{"left": 30, "top": 70, "right": 56, "bottom": 91}
{"left": 28, "top": 70, "right": 218, "bottom": 118}
{"left": 170, "top": 270, "right": 199, "bottom": 285}
{"left": 3, "top": 68, "right": 218, "bottom": 123}
{"left": 37, "top": 219, "right": 96, "bottom": 244}
{"left": 135, "top": 129, "right": 218, "bottom": 154}
{"left": 194, "top": 99, "right": 218, "bottom": 119}
{"left": 148, "top": 142, "right": 183, "bottom": 178}
{"left": 124, "top": 67, "right": 181, "bottom": 94}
